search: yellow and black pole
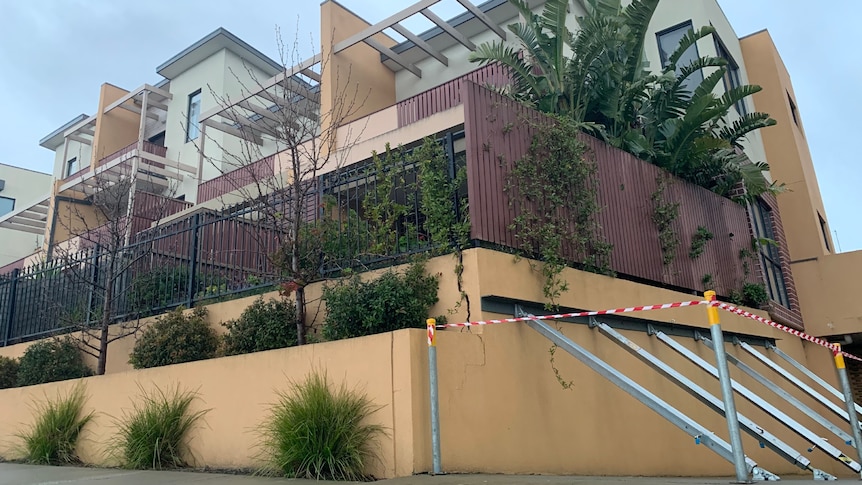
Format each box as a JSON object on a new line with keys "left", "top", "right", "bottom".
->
{"left": 706, "top": 290, "right": 749, "bottom": 483}
{"left": 833, "top": 343, "right": 862, "bottom": 472}
{"left": 427, "top": 318, "right": 442, "bottom": 474}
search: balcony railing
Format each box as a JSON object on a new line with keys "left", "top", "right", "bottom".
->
{"left": 63, "top": 141, "right": 169, "bottom": 184}
{"left": 197, "top": 155, "right": 276, "bottom": 204}
{"left": 396, "top": 63, "right": 511, "bottom": 127}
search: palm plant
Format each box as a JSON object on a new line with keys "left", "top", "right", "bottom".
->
{"left": 468, "top": 0, "right": 573, "bottom": 114}
{"left": 469, "top": 0, "right": 782, "bottom": 200}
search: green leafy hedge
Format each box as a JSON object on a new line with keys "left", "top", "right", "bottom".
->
{"left": 17, "top": 339, "right": 92, "bottom": 387}
{"left": 223, "top": 297, "right": 298, "bottom": 355}
{"left": 129, "top": 307, "right": 218, "bottom": 369}
{"left": 0, "top": 356, "right": 19, "bottom": 389}
{"left": 322, "top": 262, "right": 440, "bottom": 341}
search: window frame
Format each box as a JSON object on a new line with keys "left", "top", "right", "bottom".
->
{"left": 750, "top": 200, "right": 789, "bottom": 308}
{"left": 787, "top": 92, "right": 800, "bottom": 126}
{"left": 65, "top": 157, "right": 79, "bottom": 178}
{"left": 0, "top": 196, "right": 14, "bottom": 218}
{"left": 713, "top": 35, "right": 747, "bottom": 116}
{"left": 186, "top": 89, "right": 202, "bottom": 142}
{"left": 655, "top": 20, "right": 704, "bottom": 92}
{"left": 818, "top": 212, "right": 831, "bottom": 252}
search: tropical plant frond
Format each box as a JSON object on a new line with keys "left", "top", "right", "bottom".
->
{"left": 719, "top": 112, "right": 777, "bottom": 146}
{"left": 621, "top": 0, "right": 660, "bottom": 82}
{"left": 666, "top": 26, "right": 717, "bottom": 70}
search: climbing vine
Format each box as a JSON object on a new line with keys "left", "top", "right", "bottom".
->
{"left": 364, "top": 144, "right": 409, "bottom": 256}
{"left": 415, "top": 137, "right": 472, "bottom": 319}
{"left": 506, "top": 116, "right": 614, "bottom": 310}
{"left": 651, "top": 176, "right": 680, "bottom": 266}
{"left": 689, "top": 226, "right": 714, "bottom": 259}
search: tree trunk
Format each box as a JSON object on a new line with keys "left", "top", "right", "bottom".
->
{"left": 295, "top": 286, "right": 307, "bottom": 345}
{"left": 96, "top": 254, "right": 117, "bottom": 375}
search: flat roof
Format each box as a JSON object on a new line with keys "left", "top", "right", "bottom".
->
{"left": 157, "top": 27, "right": 282, "bottom": 80}
{"left": 39, "top": 113, "right": 89, "bottom": 150}
{"left": 0, "top": 162, "right": 52, "bottom": 177}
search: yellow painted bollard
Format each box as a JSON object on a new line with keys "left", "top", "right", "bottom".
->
{"left": 833, "top": 343, "right": 862, "bottom": 472}
{"left": 427, "top": 318, "right": 442, "bottom": 474}
{"left": 705, "top": 290, "right": 749, "bottom": 483}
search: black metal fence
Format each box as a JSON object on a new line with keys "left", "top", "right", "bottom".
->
{"left": 0, "top": 129, "right": 466, "bottom": 346}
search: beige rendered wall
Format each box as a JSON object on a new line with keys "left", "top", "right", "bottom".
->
{"left": 791, "top": 254, "right": 862, "bottom": 337}
{"left": 740, "top": 30, "right": 834, "bottom": 261}
{"left": 0, "top": 329, "right": 423, "bottom": 479}
{"left": 0, "top": 248, "right": 854, "bottom": 478}
{"left": 91, "top": 84, "right": 140, "bottom": 165}
{"left": 320, "top": 1, "right": 397, "bottom": 130}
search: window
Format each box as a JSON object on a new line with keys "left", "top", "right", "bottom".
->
{"left": 819, "top": 213, "right": 831, "bottom": 252}
{"left": 186, "top": 90, "right": 202, "bottom": 142}
{"left": 148, "top": 131, "right": 166, "bottom": 147}
{"left": 714, "top": 36, "right": 746, "bottom": 115}
{"left": 65, "top": 157, "right": 79, "bottom": 178}
{"left": 656, "top": 21, "right": 704, "bottom": 93}
{"left": 750, "top": 200, "right": 789, "bottom": 307}
{"left": 787, "top": 92, "right": 799, "bottom": 126}
{"left": 0, "top": 196, "right": 14, "bottom": 217}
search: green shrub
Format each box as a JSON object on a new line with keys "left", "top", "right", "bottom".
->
{"left": 742, "top": 282, "right": 770, "bottom": 307}
{"left": 322, "top": 262, "right": 440, "bottom": 341}
{"left": 17, "top": 339, "right": 92, "bottom": 387}
{"left": 0, "top": 356, "right": 19, "bottom": 389}
{"left": 129, "top": 307, "right": 218, "bottom": 369}
{"left": 114, "top": 386, "right": 207, "bottom": 469}
{"left": 223, "top": 297, "right": 297, "bottom": 356}
{"left": 18, "top": 384, "right": 93, "bottom": 465}
{"left": 260, "top": 371, "right": 383, "bottom": 480}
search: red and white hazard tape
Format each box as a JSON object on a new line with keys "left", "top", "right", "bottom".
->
{"left": 436, "top": 300, "right": 709, "bottom": 329}
{"left": 717, "top": 302, "right": 862, "bottom": 363}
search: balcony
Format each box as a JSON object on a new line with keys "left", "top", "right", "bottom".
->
{"left": 58, "top": 141, "right": 191, "bottom": 197}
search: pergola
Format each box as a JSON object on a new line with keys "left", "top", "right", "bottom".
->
{"left": 57, "top": 84, "right": 196, "bottom": 198}
{"left": 198, "top": 0, "right": 505, "bottom": 146}
{"left": 0, "top": 194, "right": 51, "bottom": 236}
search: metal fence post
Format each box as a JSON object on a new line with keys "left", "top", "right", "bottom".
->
{"left": 705, "top": 290, "right": 749, "bottom": 483}
{"left": 426, "top": 318, "right": 442, "bottom": 475}
{"left": 2, "top": 268, "right": 20, "bottom": 346}
{"left": 833, "top": 343, "right": 862, "bottom": 472}
{"left": 186, "top": 213, "right": 201, "bottom": 308}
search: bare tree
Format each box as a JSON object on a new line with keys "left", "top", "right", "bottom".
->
{"left": 48, "top": 161, "right": 181, "bottom": 374}
{"left": 194, "top": 30, "right": 367, "bottom": 344}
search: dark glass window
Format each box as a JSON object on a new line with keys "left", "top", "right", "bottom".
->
{"left": 186, "top": 90, "right": 202, "bottom": 142}
{"left": 0, "top": 196, "right": 14, "bottom": 217}
{"left": 657, "top": 21, "right": 704, "bottom": 92}
{"left": 750, "top": 200, "right": 789, "bottom": 307}
{"left": 714, "top": 36, "right": 746, "bottom": 115}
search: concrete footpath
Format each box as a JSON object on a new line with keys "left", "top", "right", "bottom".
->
{"left": 0, "top": 464, "right": 854, "bottom": 484}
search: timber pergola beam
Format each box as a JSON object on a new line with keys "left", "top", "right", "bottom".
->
{"left": 331, "top": 0, "right": 503, "bottom": 77}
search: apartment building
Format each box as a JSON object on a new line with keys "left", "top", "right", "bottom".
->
{"left": 0, "top": 0, "right": 859, "bottom": 478}
{"left": 0, "top": 164, "right": 51, "bottom": 270}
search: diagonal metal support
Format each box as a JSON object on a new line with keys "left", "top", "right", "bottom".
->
{"left": 701, "top": 336, "right": 856, "bottom": 444}
{"left": 768, "top": 343, "right": 862, "bottom": 416}
{"left": 517, "top": 310, "right": 764, "bottom": 480}
{"left": 593, "top": 320, "right": 822, "bottom": 477}
{"left": 739, "top": 341, "right": 854, "bottom": 423}
{"left": 655, "top": 330, "right": 861, "bottom": 473}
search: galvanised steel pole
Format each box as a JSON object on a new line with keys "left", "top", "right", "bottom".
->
{"left": 705, "top": 290, "right": 749, "bottom": 483}
{"left": 833, "top": 343, "right": 862, "bottom": 474}
{"left": 427, "top": 318, "right": 442, "bottom": 475}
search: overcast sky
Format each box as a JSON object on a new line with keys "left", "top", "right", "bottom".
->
{"left": 0, "top": 1, "right": 858, "bottom": 252}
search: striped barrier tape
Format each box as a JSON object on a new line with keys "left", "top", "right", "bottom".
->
{"left": 435, "top": 300, "right": 709, "bottom": 328}
{"left": 717, "top": 302, "right": 862, "bottom": 363}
